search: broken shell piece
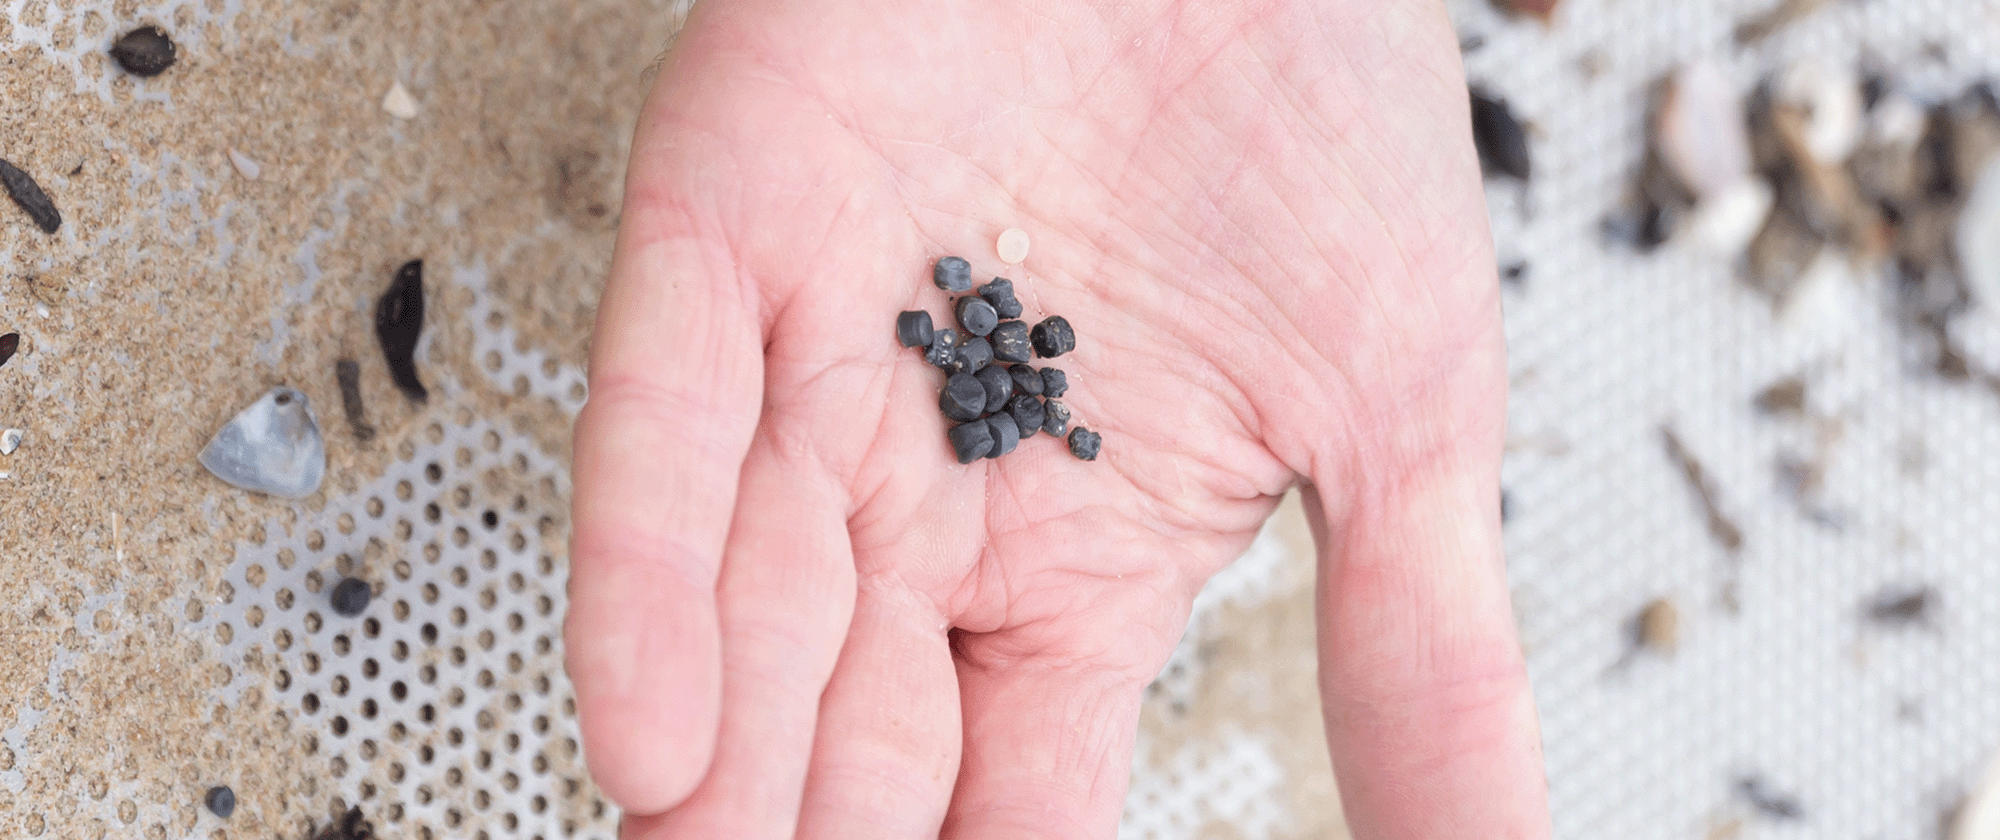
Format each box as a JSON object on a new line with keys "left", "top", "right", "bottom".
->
{"left": 1774, "top": 61, "right": 1862, "bottom": 166}
{"left": 1637, "top": 598, "right": 1679, "bottom": 654}
{"left": 1658, "top": 61, "right": 1755, "bottom": 200}
{"left": 227, "top": 148, "right": 262, "bottom": 180}
{"left": 199, "top": 387, "right": 326, "bottom": 499}
{"left": 382, "top": 81, "right": 419, "bottom": 120}
{"left": 1956, "top": 157, "right": 2000, "bottom": 309}
{"left": 0, "top": 428, "right": 19, "bottom": 455}
{"left": 1686, "top": 177, "right": 1773, "bottom": 255}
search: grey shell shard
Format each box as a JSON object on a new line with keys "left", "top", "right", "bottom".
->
{"left": 199, "top": 387, "right": 327, "bottom": 498}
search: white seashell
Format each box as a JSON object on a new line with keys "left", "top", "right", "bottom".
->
{"left": 382, "top": 81, "right": 419, "bottom": 120}
{"left": 228, "top": 147, "right": 262, "bottom": 180}
{"left": 199, "top": 387, "right": 326, "bottom": 499}
{"left": 1775, "top": 61, "right": 1862, "bottom": 165}
{"left": 1686, "top": 178, "right": 1773, "bottom": 256}
{"left": 1658, "top": 61, "right": 1755, "bottom": 200}
{"left": 0, "top": 428, "right": 19, "bottom": 455}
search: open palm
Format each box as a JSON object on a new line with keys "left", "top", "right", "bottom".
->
{"left": 566, "top": 0, "right": 1549, "bottom": 838}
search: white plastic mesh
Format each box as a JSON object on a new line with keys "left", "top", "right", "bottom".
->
{"left": 1121, "top": 1, "right": 2000, "bottom": 838}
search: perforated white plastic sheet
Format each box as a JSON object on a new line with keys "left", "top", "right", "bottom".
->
{"left": 1123, "top": 1, "right": 2000, "bottom": 838}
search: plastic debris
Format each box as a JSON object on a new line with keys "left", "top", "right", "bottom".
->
{"left": 996, "top": 228, "right": 1030, "bottom": 264}
{"left": 382, "top": 81, "right": 419, "bottom": 119}
{"left": 198, "top": 387, "right": 326, "bottom": 499}
{"left": 204, "top": 785, "right": 235, "bottom": 818}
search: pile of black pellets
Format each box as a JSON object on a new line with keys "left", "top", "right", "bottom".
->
{"left": 897, "top": 256, "right": 1102, "bottom": 464}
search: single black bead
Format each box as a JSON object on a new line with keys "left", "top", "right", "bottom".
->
{"left": 1039, "top": 367, "right": 1068, "bottom": 398}
{"left": 985, "top": 413, "right": 1020, "bottom": 459}
{"left": 330, "top": 577, "right": 372, "bottom": 617}
{"left": 896, "top": 310, "right": 934, "bottom": 348}
{"left": 948, "top": 420, "right": 993, "bottom": 464}
{"left": 940, "top": 373, "right": 986, "bottom": 422}
{"left": 204, "top": 785, "right": 235, "bottom": 818}
{"left": 925, "top": 329, "right": 961, "bottom": 370}
{"left": 1030, "top": 316, "right": 1075, "bottom": 358}
{"left": 933, "top": 256, "right": 973, "bottom": 292}
{"left": 111, "top": 25, "right": 177, "bottom": 77}
{"left": 1009, "top": 365, "right": 1042, "bottom": 397}
{"left": 1042, "top": 399, "right": 1071, "bottom": 437}
{"left": 977, "top": 278, "right": 1023, "bottom": 319}
{"left": 989, "top": 320, "right": 1031, "bottom": 363}
{"left": 1007, "top": 394, "right": 1045, "bottom": 440}
{"left": 955, "top": 296, "right": 998, "bottom": 337}
{"left": 955, "top": 336, "right": 993, "bottom": 374}
{"left": 974, "top": 365, "right": 1014, "bottom": 415}
{"left": 1068, "top": 426, "right": 1102, "bottom": 461}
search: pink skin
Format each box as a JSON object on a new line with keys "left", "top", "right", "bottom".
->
{"left": 566, "top": 0, "right": 1551, "bottom": 837}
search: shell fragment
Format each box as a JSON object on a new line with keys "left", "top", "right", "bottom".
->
{"left": 199, "top": 387, "right": 327, "bottom": 498}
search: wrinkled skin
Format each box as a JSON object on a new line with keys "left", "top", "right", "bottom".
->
{"left": 566, "top": 0, "right": 1550, "bottom": 838}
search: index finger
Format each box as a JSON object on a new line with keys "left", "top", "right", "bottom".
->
{"left": 565, "top": 147, "right": 765, "bottom": 813}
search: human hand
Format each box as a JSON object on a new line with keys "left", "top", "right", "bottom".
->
{"left": 565, "top": 0, "right": 1549, "bottom": 837}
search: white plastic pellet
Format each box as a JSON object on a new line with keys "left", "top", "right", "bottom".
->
{"left": 996, "top": 228, "right": 1030, "bottom": 264}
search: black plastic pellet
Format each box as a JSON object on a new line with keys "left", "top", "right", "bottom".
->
{"left": 1007, "top": 394, "right": 1045, "bottom": 439}
{"left": 1030, "top": 316, "right": 1075, "bottom": 358}
{"left": 1068, "top": 426, "right": 1101, "bottom": 461}
{"left": 974, "top": 365, "right": 1014, "bottom": 415}
{"left": 977, "top": 278, "right": 1023, "bottom": 319}
{"left": 940, "top": 372, "right": 986, "bottom": 422}
{"left": 334, "top": 358, "right": 376, "bottom": 442}
{"left": 111, "top": 25, "right": 177, "bottom": 77}
{"left": 0, "top": 158, "right": 61, "bottom": 234}
{"left": 375, "top": 259, "right": 428, "bottom": 404}
{"left": 933, "top": 256, "right": 972, "bottom": 292}
{"left": 896, "top": 310, "right": 934, "bottom": 348}
{"left": 1008, "top": 364, "right": 1042, "bottom": 397}
{"left": 925, "top": 329, "right": 961, "bottom": 370}
{"left": 955, "top": 335, "right": 993, "bottom": 374}
{"left": 204, "top": 785, "right": 235, "bottom": 818}
{"left": 0, "top": 333, "right": 16, "bottom": 368}
{"left": 1042, "top": 399, "right": 1070, "bottom": 437}
{"left": 948, "top": 420, "right": 993, "bottom": 464}
{"left": 330, "top": 577, "right": 372, "bottom": 618}
{"left": 955, "top": 296, "right": 998, "bottom": 337}
{"left": 989, "top": 320, "right": 1031, "bottom": 363}
{"left": 984, "top": 412, "right": 1020, "bottom": 459}
{"left": 1470, "top": 87, "right": 1531, "bottom": 183}
{"left": 1040, "top": 367, "right": 1068, "bottom": 398}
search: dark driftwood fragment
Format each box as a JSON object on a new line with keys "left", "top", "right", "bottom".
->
{"left": 0, "top": 158, "right": 61, "bottom": 233}
{"left": 334, "top": 358, "right": 376, "bottom": 441}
